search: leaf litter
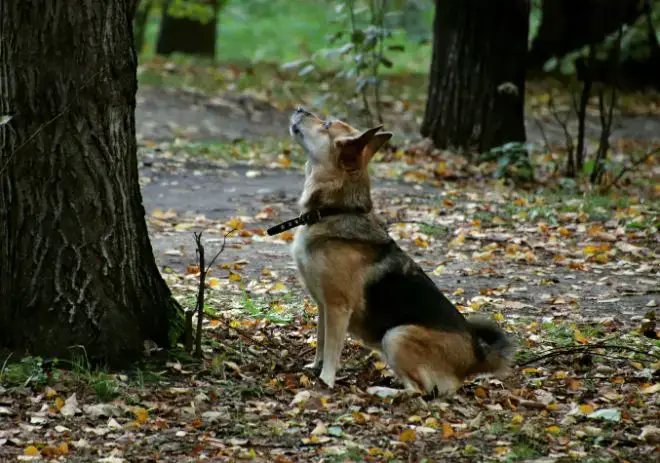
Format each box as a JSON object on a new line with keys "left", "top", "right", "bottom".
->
{"left": 2, "top": 83, "right": 660, "bottom": 461}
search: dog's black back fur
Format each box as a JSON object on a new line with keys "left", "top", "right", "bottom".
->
{"left": 362, "top": 240, "right": 484, "bottom": 358}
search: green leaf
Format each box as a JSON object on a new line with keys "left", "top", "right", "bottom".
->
{"left": 542, "top": 57, "right": 558, "bottom": 73}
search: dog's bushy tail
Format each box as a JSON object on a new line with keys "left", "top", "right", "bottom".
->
{"left": 467, "top": 316, "right": 514, "bottom": 375}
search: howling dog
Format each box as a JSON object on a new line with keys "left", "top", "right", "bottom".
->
{"left": 268, "top": 108, "right": 513, "bottom": 396}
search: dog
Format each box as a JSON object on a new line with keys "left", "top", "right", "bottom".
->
{"left": 275, "top": 107, "right": 513, "bottom": 396}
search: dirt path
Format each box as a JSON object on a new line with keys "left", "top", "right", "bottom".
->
{"left": 137, "top": 86, "right": 658, "bottom": 326}
{"left": 136, "top": 86, "right": 660, "bottom": 144}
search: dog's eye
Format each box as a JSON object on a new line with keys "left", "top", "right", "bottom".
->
{"left": 323, "top": 121, "right": 332, "bottom": 130}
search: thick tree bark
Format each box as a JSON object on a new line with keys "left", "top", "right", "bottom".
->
{"left": 0, "top": 0, "right": 182, "bottom": 364}
{"left": 156, "top": 0, "right": 218, "bottom": 58}
{"left": 421, "top": 0, "right": 529, "bottom": 152}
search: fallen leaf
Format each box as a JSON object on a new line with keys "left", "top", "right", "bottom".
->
{"left": 398, "top": 428, "right": 417, "bottom": 442}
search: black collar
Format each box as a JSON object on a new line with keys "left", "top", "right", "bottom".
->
{"left": 267, "top": 207, "right": 368, "bottom": 236}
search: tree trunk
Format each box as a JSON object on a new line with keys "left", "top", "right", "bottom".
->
{"left": 421, "top": 0, "right": 529, "bottom": 153}
{"left": 134, "top": 0, "right": 154, "bottom": 56}
{"left": 156, "top": 0, "right": 218, "bottom": 58}
{"left": 0, "top": 0, "right": 182, "bottom": 365}
{"left": 529, "top": 0, "right": 642, "bottom": 70}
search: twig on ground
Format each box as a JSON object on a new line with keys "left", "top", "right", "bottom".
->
{"left": 601, "top": 145, "right": 660, "bottom": 192}
{"left": 516, "top": 342, "right": 660, "bottom": 367}
{"left": 186, "top": 228, "right": 236, "bottom": 357}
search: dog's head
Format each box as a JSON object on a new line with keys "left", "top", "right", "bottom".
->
{"left": 289, "top": 107, "right": 392, "bottom": 175}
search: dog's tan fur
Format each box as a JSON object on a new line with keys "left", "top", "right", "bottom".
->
{"left": 289, "top": 108, "right": 512, "bottom": 395}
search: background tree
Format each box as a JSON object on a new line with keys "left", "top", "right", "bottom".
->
{"left": 156, "top": 0, "right": 220, "bottom": 57}
{"left": 528, "top": 0, "right": 642, "bottom": 70}
{"left": 0, "top": 0, "right": 182, "bottom": 364}
{"left": 421, "top": 0, "right": 530, "bottom": 152}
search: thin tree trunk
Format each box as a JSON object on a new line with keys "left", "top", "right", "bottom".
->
{"left": 134, "top": 0, "right": 154, "bottom": 55}
{"left": 156, "top": 0, "right": 218, "bottom": 58}
{"left": 421, "top": 0, "right": 529, "bottom": 153}
{"left": 0, "top": 0, "right": 182, "bottom": 365}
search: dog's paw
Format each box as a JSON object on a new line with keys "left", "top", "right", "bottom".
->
{"left": 319, "top": 371, "right": 335, "bottom": 389}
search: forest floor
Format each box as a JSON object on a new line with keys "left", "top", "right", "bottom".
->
{"left": 1, "top": 80, "right": 659, "bottom": 462}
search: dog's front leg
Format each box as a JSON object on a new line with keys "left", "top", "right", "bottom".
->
{"left": 304, "top": 302, "right": 325, "bottom": 370}
{"left": 319, "top": 307, "right": 351, "bottom": 388}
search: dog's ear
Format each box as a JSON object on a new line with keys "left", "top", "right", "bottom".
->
{"left": 336, "top": 125, "right": 392, "bottom": 171}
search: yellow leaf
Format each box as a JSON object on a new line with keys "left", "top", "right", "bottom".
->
{"left": 367, "top": 447, "right": 383, "bottom": 456}
{"left": 44, "top": 386, "right": 57, "bottom": 398}
{"left": 408, "top": 415, "right": 423, "bottom": 423}
{"left": 228, "top": 272, "right": 242, "bottom": 282}
{"left": 55, "top": 397, "right": 64, "bottom": 411}
{"left": 583, "top": 245, "right": 599, "bottom": 255}
{"left": 493, "top": 313, "right": 505, "bottom": 322}
{"left": 574, "top": 330, "right": 588, "bottom": 344}
{"left": 208, "top": 277, "right": 220, "bottom": 288}
{"left": 398, "top": 428, "right": 417, "bottom": 442}
{"left": 569, "top": 379, "right": 582, "bottom": 391}
{"left": 229, "top": 319, "right": 240, "bottom": 329}
{"left": 558, "top": 227, "right": 572, "bottom": 237}
{"left": 227, "top": 217, "right": 245, "bottom": 230}
{"left": 494, "top": 446, "right": 509, "bottom": 455}
{"left": 511, "top": 414, "right": 524, "bottom": 425}
{"left": 432, "top": 265, "right": 445, "bottom": 275}
{"left": 449, "top": 232, "right": 465, "bottom": 248}
{"left": 523, "top": 368, "right": 539, "bottom": 375}
{"left": 472, "top": 250, "right": 493, "bottom": 262}
{"left": 58, "top": 442, "right": 69, "bottom": 455}
{"left": 279, "top": 231, "right": 294, "bottom": 242}
{"left": 579, "top": 404, "right": 595, "bottom": 414}
{"left": 373, "top": 361, "right": 387, "bottom": 371}
{"left": 442, "top": 423, "right": 455, "bottom": 438}
{"left": 453, "top": 288, "right": 464, "bottom": 296}
{"left": 24, "top": 446, "right": 40, "bottom": 456}
{"left": 587, "top": 224, "right": 604, "bottom": 236}
{"left": 545, "top": 425, "right": 561, "bottom": 434}
{"left": 424, "top": 417, "right": 439, "bottom": 428}
{"left": 595, "top": 253, "right": 608, "bottom": 264}
{"left": 133, "top": 407, "right": 148, "bottom": 424}
{"left": 414, "top": 236, "right": 429, "bottom": 248}
{"left": 553, "top": 371, "right": 568, "bottom": 379}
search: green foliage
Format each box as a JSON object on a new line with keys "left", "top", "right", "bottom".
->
{"left": 0, "top": 356, "right": 56, "bottom": 387}
{"left": 282, "top": 0, "right": 402, "bottom": 123}
{"left": 480, "top": 142, "right": 535, "bottom": 182}
{"left": 167, "top": 0, "right": 221, "bottom": 24}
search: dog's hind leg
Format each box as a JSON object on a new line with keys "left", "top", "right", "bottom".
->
{"left": 305, "top": 302, "right": 326, "bottom": 370}
{"left": 319, "top": 306, "right": 351, "bottom": 388}
{"left": 382, "top": 325, "right": 466, "bottom": 397}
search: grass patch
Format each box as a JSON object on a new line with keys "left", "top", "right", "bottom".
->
{"left": 241, "top": 293, "right": 295, "bottom": 325}
{"left": 418, "top": 223, "right": 449, "bottom": 237}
